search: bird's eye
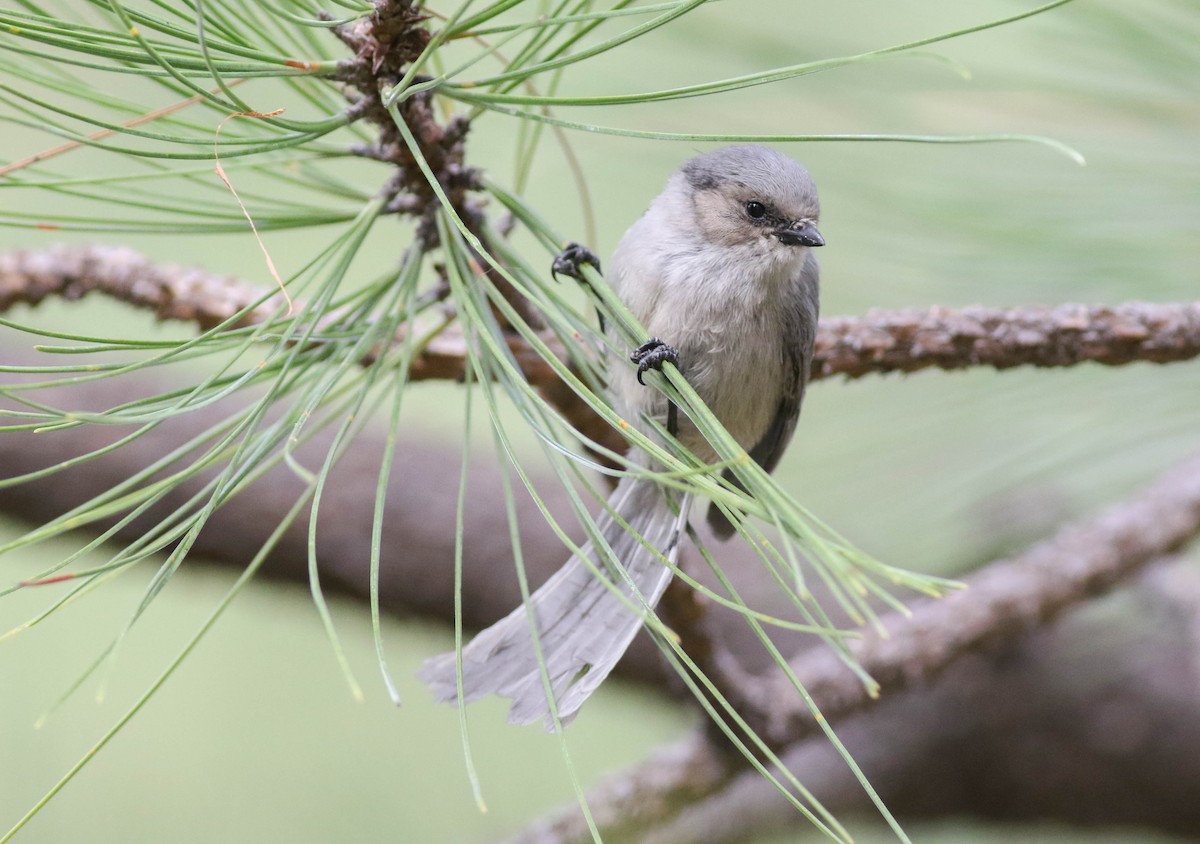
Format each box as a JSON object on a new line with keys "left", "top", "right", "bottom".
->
{"left": 745, "top": 201, "right": 767, "bottom": 219}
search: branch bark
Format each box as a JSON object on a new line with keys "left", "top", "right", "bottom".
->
{"left": 815, "top": 301, "right": 1200, "bottom": 378}
{"left": 4, "top": 246, "right": 1199, "bottom": 383}
{"left": 643, "top": 559, "right": 1200, "bottom": 844}
{"left": 747, "top": 449, "right": 1200, "bottom": 748}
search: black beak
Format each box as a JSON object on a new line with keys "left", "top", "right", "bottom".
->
{"left": 775, "top": 220, "right": 824, "bottom": 248}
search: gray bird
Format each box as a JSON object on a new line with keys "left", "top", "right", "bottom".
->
{"left": 420, "top": 144, "right": 823, "bottom": 729}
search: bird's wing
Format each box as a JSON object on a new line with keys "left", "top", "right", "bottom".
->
{"left": 707, "top": 252, "right": 820, "bottom": 538}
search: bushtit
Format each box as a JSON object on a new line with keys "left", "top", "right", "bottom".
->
{"left": 421, "top": 144, "right": 823, "bottom": 728}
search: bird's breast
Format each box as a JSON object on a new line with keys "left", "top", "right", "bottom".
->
{"left": 610, "top": 245, "right": 800, "bottom": 457}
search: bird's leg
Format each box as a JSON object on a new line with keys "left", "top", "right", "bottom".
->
{"left": 552, "top": 242, "right": 605, "bottom": 331}
{"left": 631, "top": 337, "right": 681, "bottom": 437}
{"left": 631, "top": 337, "right": 680, "bottom": 385}
{"left": 550, "top": 242, "right": 601, "bottom": 282}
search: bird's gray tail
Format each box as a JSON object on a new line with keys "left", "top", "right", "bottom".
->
{"left": 419, "top": 475, "right": 686, "bottom": 730}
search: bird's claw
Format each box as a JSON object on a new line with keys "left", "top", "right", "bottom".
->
{"left": 631, "top": 337, "right": 680, "bottom": 386}
{"left": 551, "top": 242, "right": 601, "bottom": 282}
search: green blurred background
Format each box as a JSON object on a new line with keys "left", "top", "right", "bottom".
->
{"left": 2, "top": 0, "right": 1198, "bottom": 841}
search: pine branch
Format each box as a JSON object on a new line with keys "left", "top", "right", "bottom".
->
{"left": 5, "top": 245, "right": 1197, "bottom": 487}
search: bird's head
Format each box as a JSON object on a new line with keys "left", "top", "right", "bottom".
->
{"left": 679, "top": 145, "right": 823, "bottom": 265}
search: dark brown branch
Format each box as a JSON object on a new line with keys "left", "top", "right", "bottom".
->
{"left": 748, "top": 449, "right": 1200, "bottom": 747}
{"left": 645, "top": 558, "right": 1200, "bottom": 844}
{"left": 514, "top": 452, "right": 1200, "bottom": 844}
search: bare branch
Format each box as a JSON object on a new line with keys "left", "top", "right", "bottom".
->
{"left": 0, "top": 244, "right": 621, "bottom": 455}
{"left": 646, "top": 559, "right": 1200, "bottom": 844}
{"left": 814, "top": 302, "right": 1200, "bottom": 379}
{"left": 3, "top": 248, "right": 1198, "bottom": 385}
{"left": 749, "top": 450, "right": 1200, "bottom": 746}
{"left": 0, "top": 244, "right": 286, "bottom": 331}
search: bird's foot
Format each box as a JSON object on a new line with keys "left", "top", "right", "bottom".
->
{"left": 551, "top": 242, "right": 601, "bottom": 282}
{"left": 631, "top": 338, "right": 680, "bottom": 437}
{"left": 631, "top": 338, "right": 680, "bottom": 386}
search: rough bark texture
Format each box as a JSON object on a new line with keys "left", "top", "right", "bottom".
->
{"left": 814, "top": 302, "right": 1200, "bottom": 379}
{"left": 749, "top": 450, "right": 1200, "bottom": 748}
{"left": 0, "top": 244, "right": 287, "bottom": 331}
{"left": 5, "top": 247, "right": 1200, "bottom": 384}
{"left": 642, "top": 563, "right": 1200, "bottom": 843}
